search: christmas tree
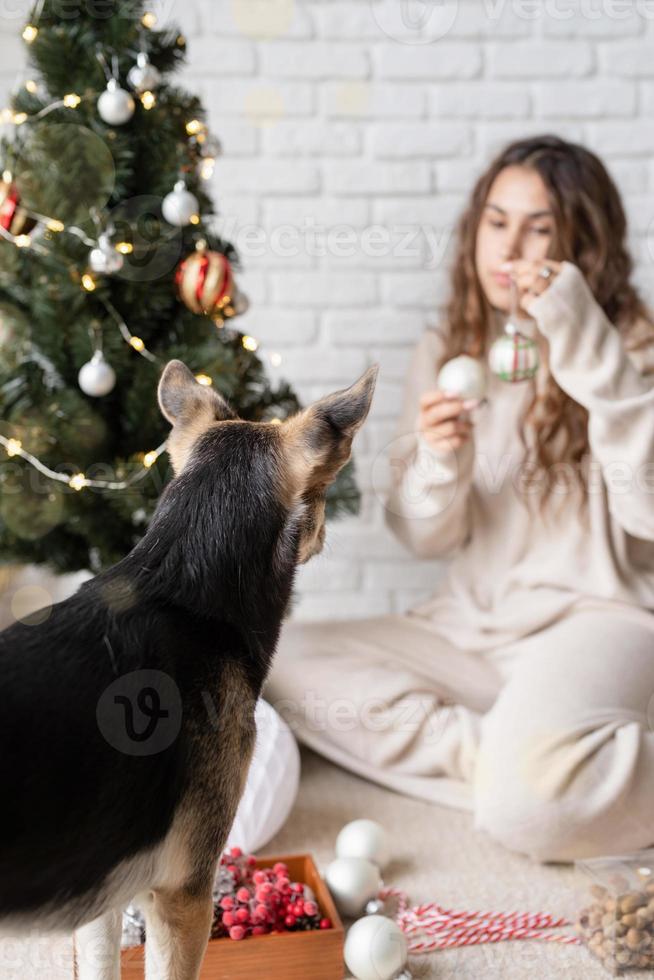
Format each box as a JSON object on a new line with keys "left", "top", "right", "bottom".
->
{"left": 0, "top": 0, "right": 360, "bottom": 575}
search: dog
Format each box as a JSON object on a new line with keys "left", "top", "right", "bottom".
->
{"left": 0, "top": 358, "right": 378, "bottom": 979}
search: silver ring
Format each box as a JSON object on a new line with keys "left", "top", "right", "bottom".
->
{"left": 538, "top": 265, "right": 552, "bottom": 279}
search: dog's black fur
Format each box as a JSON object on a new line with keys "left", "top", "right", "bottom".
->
{"left": 0, "top": 360, "right": 378, "bottom": 947}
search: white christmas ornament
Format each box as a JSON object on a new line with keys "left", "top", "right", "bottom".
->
{"left": 224, "top": 699, "right": 300, "bottom": 853}
{"left": 344, "top": 914, "right": 408, "bottom": 980}
{"left": 78, "top": 351, "right": 116, "bottom": 397}
{"left": 97, "top": 78, "right": 135, "bottom": 125}
{"left": 336, "top": 819, "right": 391, "bottom": 871}
{"left": 325, "top": 857, "right": 381, "bottom": 918}
{"left": 127, "top": 52, "right": 161, "bottom": 93}
{"left": 89, "top": 234, "right": 124, "bottom": 275}
{"left": 437, "top": 354, "right": 487, "bottom": 401}
{"left": 162, "top": 180, "right": 199, "bottom": 226}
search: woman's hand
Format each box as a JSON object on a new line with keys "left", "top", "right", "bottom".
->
{"left": 416, "top": 390, "right": 478, "bottom": 453}
{"left": 500, "top": 258, "right": 564, "bottom": 315}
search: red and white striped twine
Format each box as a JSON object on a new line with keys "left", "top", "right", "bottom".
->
{"left": 378, "top": 887, "right": 581, "bottom": 954}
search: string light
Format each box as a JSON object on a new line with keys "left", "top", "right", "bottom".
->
{"left": 62, "top": 93, "right": 81, "bottom": 108}
{"left": 129, "top": 336, "right": 145, "bottom": 352}
{"left": 242, "top": 335, "right": 258, "bottom": 352}
{"left": 185, "top": 119, "right": 204, "bottom": 136}
{"left": 2, "top": 169, "right": 12, "bottom": 183}
{"left": 69, "top": 472, "right": 88, "bottom": 492}
{"left": 14, "top": 234, "right": 31, "bottom": 248}
{"left": 5, "top": 438, "right": 22, "bottom": 457}
{"left": 81, "top": 273, "right": 97, "bottom": 291}
{"left": 270, "top": 352, "right": 282, "bottom": 367}
{"left": 141, "top": 11, "right": 157, "bottom": 28}
{"left": 0, "top": 434, "right": 168, "bottom": 491}
{"left": 140, "top": 91, "right": 156, "bottom": 110}
{"left": 25, "top": 79, "right": 38, "bottom": 94}
{"left": 12, "top": 112, "right": 28, "bottom": 125}
{"left": 115, "top": 241, "right": 133, "bottom": 254}
{"left": 22, "top": 25, "right": 38, "bottom": 43}
{"left": 200, "top": 157, "right": 216, "bottom": 180}
{"left": 46, "top": 219, "right": 64, "bottom": 232}
{"left": 189, "top": 213, "right": 201, "bottom": 225}
{"left": 0, "top": 109, "right": 12, "bottom": 124}
{"left": 194, "top": 373, "right": 212, "bottom": 386}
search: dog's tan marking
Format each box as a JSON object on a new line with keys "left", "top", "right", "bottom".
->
{"left": 141, "top": 884, "right": 214, "bottom": 980}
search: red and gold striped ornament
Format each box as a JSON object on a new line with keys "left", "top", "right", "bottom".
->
{"left": 175, "top": 244, "right": 233, "bottom": 316}
{"left": 0, "top": 180, "right": 36, "bottom": 237}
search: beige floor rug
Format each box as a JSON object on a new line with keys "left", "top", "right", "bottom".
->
{"left": 265, "top": 747, "right": 650, "bottom": 980}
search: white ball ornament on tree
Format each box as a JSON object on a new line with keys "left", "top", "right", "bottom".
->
{"left": 344, "top": 915, "right": 409, "bottom": 980}
{"left": 325, "top": 857, "right": 382, "bottom": 918}
{"left": 78, "top": 351, "right": 116, "bottom": 397}
{"left": 97, "top": 78, "right": 135, "bottom": 125}
{"left": 89, "top": 234, "right": 124, "bottom": 276}
{"left": 127, "top": 52, "right": 161, "bottom": 93}
{"left": 336, "top": 819, "right": 391, "bottom": 871}
{"left": 437, "top": 354, "right": 487, "bottom": 401}
{"left": 162, "top": 180, "right": 199, "bottom": 227}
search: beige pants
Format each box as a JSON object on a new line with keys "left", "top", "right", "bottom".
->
{"left": 262, "top": 605, "right": 654, "bottom": 862}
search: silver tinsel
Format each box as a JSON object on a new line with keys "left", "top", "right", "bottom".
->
{"left": 212, "top": 863, "right": 235, "bottom": 901}
{"left": 121, "top": 903, "right": 145, "bottom": 949}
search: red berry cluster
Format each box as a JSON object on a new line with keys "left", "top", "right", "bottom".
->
{"left": 211, "top": 847, "right": 332, "bottom": 941}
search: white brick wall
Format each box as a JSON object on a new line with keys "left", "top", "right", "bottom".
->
{"left": 2, "top": 1, "right": 654, "bottom": 622}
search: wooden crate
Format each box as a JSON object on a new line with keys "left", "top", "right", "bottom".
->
{"left": 118, "top": 854, "right": 344, "bottom": 980}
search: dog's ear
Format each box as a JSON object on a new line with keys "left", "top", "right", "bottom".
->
{"left": 158, "top": 360, "right": 236, "bottom": 425}
{"left": 310, "top": 363, "right": 379, "bottom": 441}
{"left": 284, "top": 364, "right": 379, "bottom": 490}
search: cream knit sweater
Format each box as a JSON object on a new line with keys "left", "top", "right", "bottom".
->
{"left": 385, "top": 261, "right": 654, "bottom": 651}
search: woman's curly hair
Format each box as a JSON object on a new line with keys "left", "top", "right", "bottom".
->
{"left": 442, "top": 133, "right": 654, "bottom": 516}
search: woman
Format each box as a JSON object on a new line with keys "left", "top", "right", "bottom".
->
{"left": 263, "top": 135, "right": 654, "bottom": 862}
